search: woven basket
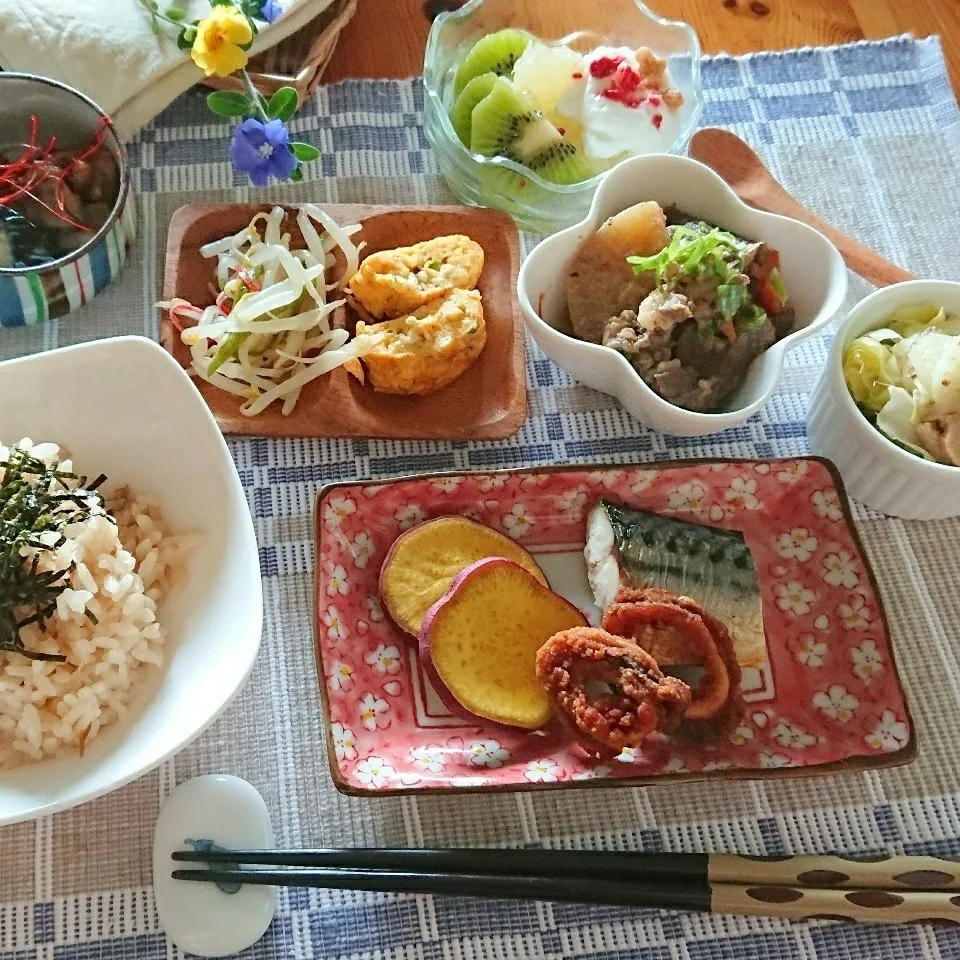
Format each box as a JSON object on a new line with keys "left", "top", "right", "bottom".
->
{"left": 203, "top": 0, "right": 358, "bottom": 103}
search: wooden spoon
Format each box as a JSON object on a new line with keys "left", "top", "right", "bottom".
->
{"left": 688, "top": 128, "right": 915, "bottom": 287}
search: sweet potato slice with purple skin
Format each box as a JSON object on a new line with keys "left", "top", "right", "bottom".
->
{"left": 419, "top": 557, "right": 588, "bottom": 729}
{"left": 380, "top": 515, "right": 548, "bottom": 640}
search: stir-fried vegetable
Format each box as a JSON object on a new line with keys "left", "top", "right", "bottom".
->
{"left": 159, "top": 205, "right": 380, "bottom": 417}
{"left": 626, "top": 220, "right": 788, "bottom": 343}
{"left": 843, "top": 303, "right": 960, "bottom": 465}
{"left": 627, "top": 224, "right": 744, "bottom": 289}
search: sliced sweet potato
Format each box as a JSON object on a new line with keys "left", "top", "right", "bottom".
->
{"left": 380, "top": 515, "right": 548, "bottom": 639}
{"left": 419, "top": 557, "right": 588, "bottom": 729}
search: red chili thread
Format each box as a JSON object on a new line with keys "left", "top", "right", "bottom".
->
{"left": 0, "top": 114, "right": 112, "bottom": 231}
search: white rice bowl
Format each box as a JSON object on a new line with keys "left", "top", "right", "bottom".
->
{"left": 0, "top": 439, "right": 190, "bottom": 769}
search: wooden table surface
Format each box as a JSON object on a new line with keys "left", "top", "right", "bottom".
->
{"left": 323, "top": 0, "right": 960, "bottom": 95}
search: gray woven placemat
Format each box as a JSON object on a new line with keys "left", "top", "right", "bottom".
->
{"left": 1, "top": 34, "right": 959, "bottom": 960}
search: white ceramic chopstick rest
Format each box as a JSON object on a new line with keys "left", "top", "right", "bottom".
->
{"left": 153, "top": 774, "right": 277, "bottom": 957}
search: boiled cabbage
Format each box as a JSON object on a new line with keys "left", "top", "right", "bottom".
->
{"left": 842, "top": 302, "right": 960, "bottom": 464}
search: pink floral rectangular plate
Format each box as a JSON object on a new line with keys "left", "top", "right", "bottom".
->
{"left": 313, "top": 458, "right": 915, "bottom": 796}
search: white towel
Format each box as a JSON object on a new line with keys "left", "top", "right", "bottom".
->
{"left": 0, "top": 0, "right": 336, "bottom": 137}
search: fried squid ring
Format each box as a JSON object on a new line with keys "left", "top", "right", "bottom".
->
{"left": 602, "top": 587, "right": 744, "bottom": 741}
{"left": 536, "top": 626, "right": 692, "bottom": 758}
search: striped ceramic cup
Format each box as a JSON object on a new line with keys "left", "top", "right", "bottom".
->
{"left": 0, "top": 74, "right": 133, "bottom": 327}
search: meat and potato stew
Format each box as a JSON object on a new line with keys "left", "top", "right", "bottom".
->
{"left": 566, "top": 201, "right": 793, "bottom": 412}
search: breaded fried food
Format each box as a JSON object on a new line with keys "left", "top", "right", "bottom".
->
{"left": 348, "top": 235, "right": 485, "bottom": 319}
{"left": 536, "top": 626, "right": 691, "bottom": 759}
{"left": 353, "top": 288, "right": 486, "bottom": 395}
{"left": 602, "top": 586, "right": 744, "bottom": 741}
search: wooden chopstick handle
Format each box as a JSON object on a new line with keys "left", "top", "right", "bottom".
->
{"left": 710, "top": 854, "right": 960, "bottom": 891}
{"left": 711, "top": 884, "right": 960, "bottom": 925}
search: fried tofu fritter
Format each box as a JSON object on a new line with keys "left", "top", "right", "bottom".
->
{"left": 354, "top": 288, "right": 486, "bottom": 395}
{"left": 348, "top": 235, "right": 485, "bottom": 320}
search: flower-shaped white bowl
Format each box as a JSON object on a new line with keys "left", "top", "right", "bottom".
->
{"left": 517, "top": 153, "right": 848, "bottom": 436}
{"left": 0, "top": 337, "right": 262, "bottom": 825}
{"left": 807, "top": 280, "right": 960, "bottom": 520}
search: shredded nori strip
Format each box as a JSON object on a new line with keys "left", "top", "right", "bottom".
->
{"left": 0, "top": 444, "right": 107, "bottom": 662}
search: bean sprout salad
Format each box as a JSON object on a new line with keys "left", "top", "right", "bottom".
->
{"left": 160, "top": 205, "right": 381, "bottom": 416}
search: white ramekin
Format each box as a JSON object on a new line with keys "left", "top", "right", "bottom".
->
{"left": 807, "top": 280, "right": 960, "bottom": 520}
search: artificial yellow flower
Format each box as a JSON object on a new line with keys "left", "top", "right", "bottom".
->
{"left": 190, "top": 6, "right": 254, "bottom": 78}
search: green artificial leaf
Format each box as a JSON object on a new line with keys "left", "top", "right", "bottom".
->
{"left": 177, "top": 25, "right": 197, "bottom": 49}
{"left": 239, "top": 0, "right": 267, "bottom": 19}
{"left": 207, "top": 90, "right": 253, "bottom": 117}
{"left": 290, "top": 166, "right": 304, "bottom": 182}
{"left": 267, "top": 87, "right": 299, "bottom": 122}
{"left": 145, "top": 0, "right": 159, "bottom": 9}
{"left": 165, "top": 6, "right": 185, "bottom": 20}
{"left": 291, "top": 142, "right": 320, "bottom": 162}
{"left": 210, "top": 0, "right": 234, "bottom": 6}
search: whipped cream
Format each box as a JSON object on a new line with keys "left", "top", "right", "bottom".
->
{"left": 555, "top": 45, "right": 684, "bottom": 162}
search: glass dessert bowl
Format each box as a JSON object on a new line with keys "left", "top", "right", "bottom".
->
{"left": 423, "top": 0, "right": 703, "bottom": 234}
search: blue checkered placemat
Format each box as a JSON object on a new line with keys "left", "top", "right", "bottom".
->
{"left": 1, "top": 34, "right": 960, "bottom": 960}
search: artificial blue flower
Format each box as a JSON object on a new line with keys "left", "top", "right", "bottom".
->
{"left": 260, "top": 0, "right": 283, "bottom": 23}
{"left": 229, "top": 117, "right": 298, "bottom": 186}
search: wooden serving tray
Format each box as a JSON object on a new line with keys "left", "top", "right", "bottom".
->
{"left": 160, "top": 203, "right": 527, "bottom": 440}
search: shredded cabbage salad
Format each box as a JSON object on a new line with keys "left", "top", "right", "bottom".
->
{"left": 843, "top": 303, "right": 960, "bottom": 466}
{"left": 159, "top": 205, "right": 381, "bottom": 417}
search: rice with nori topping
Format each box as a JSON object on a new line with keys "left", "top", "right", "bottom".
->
{"left": 0, "top": 439, "right": 188, "bottom": 768}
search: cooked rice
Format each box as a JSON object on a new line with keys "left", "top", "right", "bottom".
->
{"left": 0, "top": 439, "right": 188, "bottom": 768}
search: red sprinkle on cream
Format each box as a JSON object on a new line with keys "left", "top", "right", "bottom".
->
{"left": 572, "top": 71, "right": 584, "bottom": 79}
{"left": 557, "top": 127, "right": 566, "bottom": 136}
{"left": 653, "top": 113, "right": 663, "bottom": 129}
{"left": 599, "top": 64, "right": 649, "bottom": 107}
{"left": 615, "top": 65, "right": 642, "bottom": 93}
{"left": 589, "top": 55, "right": 624, "bottom": 79}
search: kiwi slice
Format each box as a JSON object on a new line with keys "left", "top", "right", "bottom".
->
{"left": 453, "top": 29, "right": 533, "bottom": 97}
{"left": 469, "top": 77, "right": 593, "bottom": 186}
{"left": 450, "top": 73, "right": 499, "bottom": 145}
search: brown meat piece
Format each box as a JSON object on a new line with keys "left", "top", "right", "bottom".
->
{"left": 671, "top": 318, "right": 776, "bottom": 409}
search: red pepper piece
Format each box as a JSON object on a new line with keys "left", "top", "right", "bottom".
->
{"left": 752, "top": 248, "right": 785, "bottom": 314}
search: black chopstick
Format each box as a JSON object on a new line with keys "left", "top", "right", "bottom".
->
{"left": 171, "top": 847, "right": 708, "bottom": 882}
{"left": 170, "top": 866, "right": 712, "bottom": 911}
{"left": 170, "top": 850, "right": 960, "bottom": 923}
